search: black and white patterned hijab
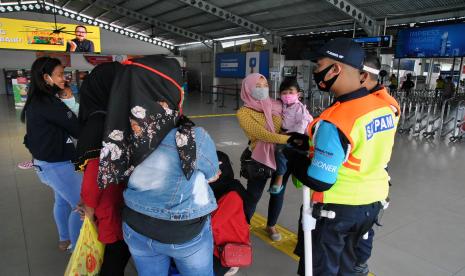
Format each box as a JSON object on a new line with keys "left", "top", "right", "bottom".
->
{"left": 98, "top": 55, "right": 196, "bottom": 189}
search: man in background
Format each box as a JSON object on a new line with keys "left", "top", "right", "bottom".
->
{"left": 66, "top": 25, "right": 94, "bottom": 53}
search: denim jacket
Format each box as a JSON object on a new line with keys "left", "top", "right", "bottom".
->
{"left": 124, "top": 127, "right": 219, "bottom": 221}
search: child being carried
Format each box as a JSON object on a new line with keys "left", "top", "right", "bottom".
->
{"left": 269, "top": 78, "right": 313, "bottom": 194}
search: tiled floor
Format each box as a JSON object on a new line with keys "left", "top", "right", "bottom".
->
{"left": 1, "top": 93, "right": 465, "bottom": 276}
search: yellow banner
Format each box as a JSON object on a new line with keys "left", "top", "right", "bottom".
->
{"left": 0, "top": 17, "right": 101, "bottom": 53}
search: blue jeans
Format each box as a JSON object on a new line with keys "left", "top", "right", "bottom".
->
{"left": 33, "top": 160, "right": 83, "bottom": 246}
{"left": 275, "top": 145, "right": 288, "bottom": 176}
{"left": 123, "top": 218, "right": 214, "bottom": 276}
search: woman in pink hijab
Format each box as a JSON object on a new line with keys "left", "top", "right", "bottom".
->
{"left": 237, "top": 73, "right": 298, "bottom": 241}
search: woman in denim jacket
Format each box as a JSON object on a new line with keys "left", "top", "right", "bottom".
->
{"left": 97, "top": 55, "right": 220, "bottom": 276}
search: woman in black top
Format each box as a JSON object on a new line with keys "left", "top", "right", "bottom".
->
{"left": 22, "top": 57, "right": 83, "bottom": 251}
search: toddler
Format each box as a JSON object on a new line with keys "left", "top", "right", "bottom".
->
{"left": 269, "top": 78, "right": 313, "bottom": 194}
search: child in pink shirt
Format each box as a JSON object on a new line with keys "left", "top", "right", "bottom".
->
{"left": 269, "top": 78, "right": 313, "bottom": 194}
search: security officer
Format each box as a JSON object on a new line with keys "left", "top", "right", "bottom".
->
{"left": 354, "top": 53, "right": 401, "bottom": 275}
{"left": 285, "top": 38, "right": 398, "bottom": 276}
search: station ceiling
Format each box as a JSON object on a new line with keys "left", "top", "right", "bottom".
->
{"left": 3, "top": 0, "right": 465, "bottom": 46}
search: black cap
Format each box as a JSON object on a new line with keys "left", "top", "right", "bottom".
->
{"left": 313, "top": 38, "right": 365, "bottom": 70}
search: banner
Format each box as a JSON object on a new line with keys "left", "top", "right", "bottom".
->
{"left": 396, "top": 23, "right": 465, "bottom": 58}
{"left": 216, "top": 52, "right": 246, "bottom": 78}
{"left": 12, "top": 77, "right": 29, "bottom": 108}
{"left": 0, "top": 17, "right": 101, "bottom": 53}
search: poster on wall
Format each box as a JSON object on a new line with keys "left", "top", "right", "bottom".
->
{"left": 215, "top": 51, "right": 269, "bottom": 78}
{"left": 246, "top": 51, "right": 269, "bottom": 78}
{"left": 395, "top": 23, "right": 465, "bottom": 58}
{"left": 0, "top": 17, "right": 101, "bottom": 53}
{"left": 36, "top": 52, "right": 71, "bottom": 67}
{"left": 12, "top": 77, "right": 29, "bottom": 109}
{"left": 215, "top": 52, "right": 246, "bottom": 78}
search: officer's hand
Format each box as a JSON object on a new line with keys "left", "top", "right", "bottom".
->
{"left": 283, "top": 147, "right": 312, "bottom": 184}
{"left": 287, "top": 132, "right": 309, "bottom": 151}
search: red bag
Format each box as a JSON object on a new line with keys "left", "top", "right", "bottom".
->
{"left": 219, "top": 243, "right": 252, "bottom": 267}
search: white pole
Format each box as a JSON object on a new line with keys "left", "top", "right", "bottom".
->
{"left": 302, "top": 186, "right": 315, "bottom": 276}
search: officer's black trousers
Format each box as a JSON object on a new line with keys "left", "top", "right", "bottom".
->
{"left": 295, "top": 202, "right": 381, "bottom": 276}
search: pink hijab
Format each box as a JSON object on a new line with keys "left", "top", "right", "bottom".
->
{"left": 241, "top": 73, "right": 282, "bottom": 170}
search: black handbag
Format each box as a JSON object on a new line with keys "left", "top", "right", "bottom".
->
{"left": 240, "top": 147, "right": 274, "bottom": 180}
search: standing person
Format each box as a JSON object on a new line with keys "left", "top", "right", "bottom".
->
{"left": 98, "top": 56, "right": 220, "bottom": 276}
{"left": 401, "top": 73, "right": 415, "bottom": 97}
{"left": 66, "top": 25, "right": 95, "bottom": 53}
{"left": 75, "top": 62, "right": 130, "bottom": 276}
{"left": 388, "top": 73, "right": 398, "bottom": 91}
{"left": 21, "top": 57, "right": 82, "bottom": 250}
{"left": 353, "top": 54, "right": 400, "bottom": 276}
{"left": 269, "top": 78, "right": 313, "bottom": 195}
{"left": 237, "top": 73, "right": 307, "bottom": 241}
{"left": 18, "top": 84, "right": 79, "bottom": 170}
{"left": 286, "top": 38, "right": 397, "bottom": 275}
{"left": 435, "top": 75, "right": 445, "bottom": 99}
{"left": 443, "top": 76, "right": 455, "bottom": 101}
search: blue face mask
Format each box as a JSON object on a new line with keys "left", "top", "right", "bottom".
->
{"left": 61, "top": 97, "right": 80, "bottom": 116}
{"left": 251, "top": 87, "right": 269, "bottom": 101}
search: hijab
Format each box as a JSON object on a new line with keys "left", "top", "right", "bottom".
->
{"left": 75, "top": 62, "right": 123, "bottom": 171}
{"left": 240, "top": 73, "right": 282, "bottom": 170}
{"left": 97, "top": 55, "right": 196, "bottom": 189}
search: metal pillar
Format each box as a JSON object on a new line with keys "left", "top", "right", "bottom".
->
{"left": 352, "top": 20, "right": 356, "bottom": 38}
{"left": 457, "top": 57, "right": 463, "bottom": 91}
{"left": 212, "top": 42, "right": 219, "bottom": 102}
{"left": 426, "top": 58, "right": 434, "bottom": 89}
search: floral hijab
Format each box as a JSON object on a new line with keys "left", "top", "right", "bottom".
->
{"left": 98, "top": 55, "right": 196, "bottom": 189}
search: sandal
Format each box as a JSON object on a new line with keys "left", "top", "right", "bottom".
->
{"left": 224, "top": 267, "right": 240, "bottom": 276}
{"left": 266, "top": 226, "right": 282, "bottom": 242}
{"left": 58, "top": 240, "right": 71, "bottom": 251}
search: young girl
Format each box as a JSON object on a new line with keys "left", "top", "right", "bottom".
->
{"left": 269, "top": 78, "right": 313, "bottom": 194}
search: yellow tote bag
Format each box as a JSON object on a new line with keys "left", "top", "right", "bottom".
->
{"left": 64, "top": 217, "right": 105, "bottom": 276}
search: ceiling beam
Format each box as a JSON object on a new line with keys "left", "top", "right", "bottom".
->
{"left": 323, "top": 0, "right": 379, "bottom": 36}
{"left": 175, "top": 0, "right": 273, "bottom": 41}
{"left": 61, "top": 0, "right": 73, "bottom": 8}
{"left": 92, "top": 0, "right": 210, "bottom": 41}
{"left": 79, "top": 2, "right": 96, "bottom": 14}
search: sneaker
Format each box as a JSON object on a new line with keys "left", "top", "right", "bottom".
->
{"left": 268, "top": 184, "right": 284, "bottom": 194}
{"left": 354, "top": 263, "right": 369, "bottom": 276}
{"left": 18, "top": 160, "right": 33, "bottom": 170}
{"left": 266, "top": 226, "right": 282, "bottom": 242}
{"left": 224, "top": 267, "right": 240, "bottom": 276}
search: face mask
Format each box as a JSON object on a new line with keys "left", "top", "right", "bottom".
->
{"left": 61, "top": 97, "right": 79, "bottom": 115}
{"left": 281, "top": 94, "right": 299, "bottom": 105}
{"left": 251, "top": 87, "right": 269, "bottom": 101}
{"left": 313, "top": 64, "right": 339, "bottom": 92}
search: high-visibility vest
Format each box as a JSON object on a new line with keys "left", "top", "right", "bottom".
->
{"left": 308, "top": 92, "right": 397, "bottom": 205}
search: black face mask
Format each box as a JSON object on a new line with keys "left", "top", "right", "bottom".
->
{"left": 313, "top": 64, "right": 339, "bottom": 92}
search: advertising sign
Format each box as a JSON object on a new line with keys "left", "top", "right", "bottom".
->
{"left": 0, "top": 17, "right": 101, "bottom": 53}
{"left": 216, "top": 52, "right": 246, "bottom": 78}
{"left": 395, "top": 23, "right": 465, "bottom": 58}
{"left": 216, "top": 51, "right": 269, "bottom": 78}
{"left": 12, "top": 77, "right": 29, "bottom": 108}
